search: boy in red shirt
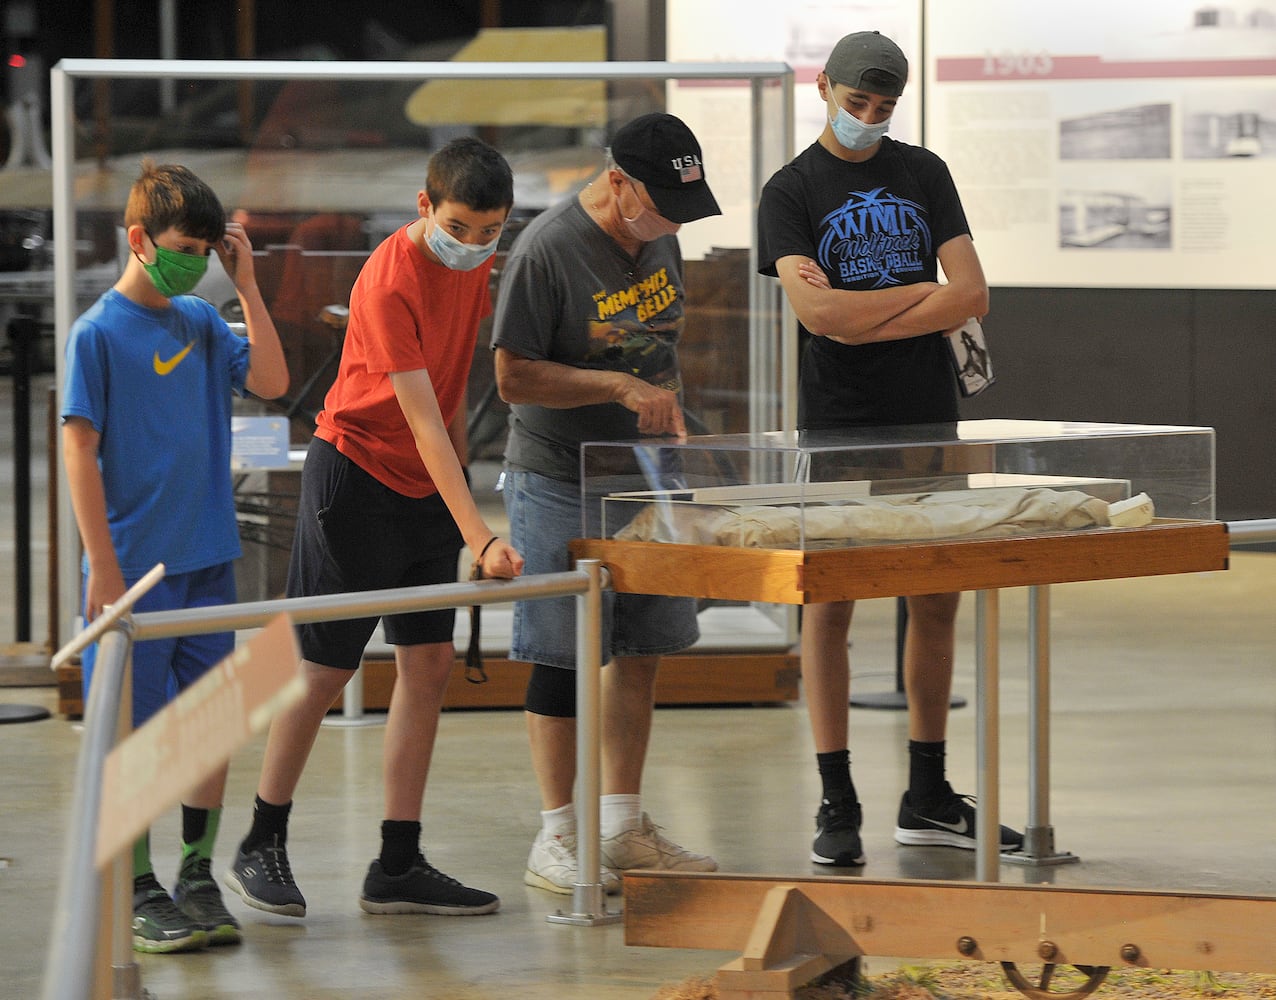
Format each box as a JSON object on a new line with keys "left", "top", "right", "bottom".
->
{"left": 226, "top": 138, "right": 522, "bottom": 918}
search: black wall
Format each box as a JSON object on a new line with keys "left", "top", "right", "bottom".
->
{"left": 962, "top": 287, "right": 1276, "bottom": 521}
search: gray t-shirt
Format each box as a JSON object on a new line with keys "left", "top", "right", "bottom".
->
{"left": 491, "top": 195, "right": 687, "bottom": 482}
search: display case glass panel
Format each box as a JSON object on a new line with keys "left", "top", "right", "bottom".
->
{"left": 582, "top": 420, "right": 1215, "bottom": 551}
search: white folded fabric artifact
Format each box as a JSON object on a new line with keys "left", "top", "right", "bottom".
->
{"left": 614, "top": 486, "right": 1154, "bottom": 547}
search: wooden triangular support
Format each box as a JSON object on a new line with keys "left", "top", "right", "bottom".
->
{"left": 716, "top": 885, "right": 862, "bottom": 999}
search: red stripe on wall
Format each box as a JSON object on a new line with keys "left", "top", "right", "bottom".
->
{"left": 937, "top": 54, "right": 1276, "bottom": 82}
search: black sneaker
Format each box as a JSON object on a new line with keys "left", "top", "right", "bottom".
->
{"left": 174, "top": 854, "right": 242, "bottom": 946}
{"left": 224, "top": 837, "right": 306, "bottom": 917}
{"left": 132, "top": 873, "right": 208, "bottom": 954}
{"left": 811, "top": 798, "right": 866, "bottom": 866}
{"left": 894, "top": 785, "right": 1024, "bottom": 852}
{"left": 359, "top": 855, "right": 500, "bottom": 915}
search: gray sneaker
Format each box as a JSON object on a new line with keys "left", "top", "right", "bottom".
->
{"left": 132, "top": 874, "right": 208, "bottom": 954}
{"left": 174, "top": 854, "right": 242, "bottom": 945}
{"left": 224, "top": 837, "right": 306, "bottom": 917}
{"left": 359, "top": 855, "right": 499, "bottom": 915}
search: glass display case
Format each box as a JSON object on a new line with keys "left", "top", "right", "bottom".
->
{"left": 46, "top": 55, "right": 794, "bottom": 641}
{"left": 573, "top": 420, "right": 1227, "bottom": 605}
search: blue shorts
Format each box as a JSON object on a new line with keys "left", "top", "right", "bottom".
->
{"left": 502, "top": 469, "right": 698, "bottom": 668}
{"left": 287, "top": 438, "right": 463, "bottom": 670}
{"left": 81, "top": 562, "right": 236, "bottom": 729}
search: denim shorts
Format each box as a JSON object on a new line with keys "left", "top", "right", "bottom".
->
{"left": 81, "top": 562, "right": 236, "bottom": 729}
{"left": 502, "top": 468, "right": 699, "bottom": 668}
{"left": 287, "top": 438, "right": 463, "bottom": 670}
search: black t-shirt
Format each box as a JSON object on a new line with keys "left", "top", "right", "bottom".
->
{"left": 757, "top": 136, "right": 971, "bottom": 429}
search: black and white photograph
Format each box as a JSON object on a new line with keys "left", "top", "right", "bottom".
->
{"left": 1058, "top": 176, "right": 1173, "bottom": 249}
{"left": 1182, "top": 88, "right": 1276, "bottom": 157}
{"left": 1059, "top": 102, "right": 1172, "bottom": 160}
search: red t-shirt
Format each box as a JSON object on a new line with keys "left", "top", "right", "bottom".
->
{"left": 314, "top": 225, "right": 492, "bottom": 497}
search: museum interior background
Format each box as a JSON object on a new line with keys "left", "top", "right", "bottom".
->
{"left": 3, "top": 0, "right": 1275, "bottom": 667}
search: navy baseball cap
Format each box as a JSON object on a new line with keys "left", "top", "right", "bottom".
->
{"left": 610, "top": 113, "right": 721, "bottom": 224}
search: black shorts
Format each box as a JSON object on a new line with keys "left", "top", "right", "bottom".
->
{"left": 287, "top": 437, "right": 463, "bottom": 670}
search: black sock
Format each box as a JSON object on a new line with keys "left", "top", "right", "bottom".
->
{"left": 241, "top": 796, "right": 291, "bottom": 853}
{"left": 908, "top": 740, "right": 948, "bottom": 805}
{"left": 816, "top": 749, "right": 857, "bottom": 804}
{"left": 379, "top": 820, "right": 421, "bottom": 877}
{"left": 182, "top": 805, "right": 209, "bottom": 847}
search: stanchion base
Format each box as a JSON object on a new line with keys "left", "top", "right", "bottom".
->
{"left": 1002, "top": 850, "right": 1081, "bottom": 867}
{"left": 546, "top": 908, "right": 623, "bottom": 926}
{"left": 0, "top": 704, "right": 51, "bottom": 724}
{"left": 1002, "top": 826, "right": 1081, "bottom": 866}
{"left": 320, "top": 715, "right": 385, "bottom": 729}
{"left": 545, "top": 882, "right": 623, "bottom": 926}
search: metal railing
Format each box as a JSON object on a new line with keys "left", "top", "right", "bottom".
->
{"left": 42, "top": 562, "right": 612, "bottom": 1000}
{"left": 1228, "top": 518, "right": 1276, "bottom": 545}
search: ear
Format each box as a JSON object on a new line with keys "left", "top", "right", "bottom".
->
{"left": 125, "top": 223, "right": 151, "bottom": 258}
{"left": 416, "top": 190, "right": 432, "bottom": 219}
{"left": 817, "top": 72, "right": 832, "bottom": 102}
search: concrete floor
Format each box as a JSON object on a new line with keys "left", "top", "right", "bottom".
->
{"left": 3, "top": 373, "right": 1276, "bottom": 998}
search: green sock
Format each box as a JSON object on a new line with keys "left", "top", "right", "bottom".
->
{"left": 133, "top": 833, "right": 153, "bottom": 882}
{"left": 181, "top": 805, "right": 222, "bottom": 863}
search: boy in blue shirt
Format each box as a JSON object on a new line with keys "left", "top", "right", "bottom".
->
{"left": 62, "top": 160, "right": 288, "bottom": 952}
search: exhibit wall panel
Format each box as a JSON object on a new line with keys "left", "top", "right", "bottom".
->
{"left": 960, "top": 287, "right": 1276, "bottom": 520}
{"left": 925, "top": 0, "right": 1276, "bottom": 289}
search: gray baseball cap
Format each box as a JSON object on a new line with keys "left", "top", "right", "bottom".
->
{"left": 824, "top": 31, "right": 908, "bottom": 97}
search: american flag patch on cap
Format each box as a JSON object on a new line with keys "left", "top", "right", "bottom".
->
{"left": 678, "top": 163, "right": 702, "bottom": 183}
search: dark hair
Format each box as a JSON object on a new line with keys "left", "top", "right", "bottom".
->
{"left": 123, "top": 159, "right": 226, "bottom": 243}
{"left": 425, "top": 137, "right": 514, "bottom": 213}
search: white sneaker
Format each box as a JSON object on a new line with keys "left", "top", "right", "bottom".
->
{"left": 599, "top": 813, "right": 718, "bottom": 872}
{"left": 523, "top": 830, "right": 622, "bottom": 895}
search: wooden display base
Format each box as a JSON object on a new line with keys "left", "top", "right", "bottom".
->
{"left": 624, "top": 871, "right": 1276, "bottom": 1000}
{"left": 571, "top": 519, "right": 1230, "bottom": 604}
{"left": 54, "top": 650, "right": 799, "bottom": 719}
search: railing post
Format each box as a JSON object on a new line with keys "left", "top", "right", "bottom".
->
{"left": 974, "top": 589, "right": 1000, "bottom": 883}
{"left": 43, "top": 622, "right": 133, "bottom": 1000}
{"left": 1004, "top": 585, "right": 1079, "bottom": 868}
{"left": 548, "top": 559, "right": 620, "bottom": 926}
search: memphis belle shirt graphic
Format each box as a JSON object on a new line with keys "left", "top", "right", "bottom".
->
{"left": 582, "top": 266, "right": 682, "bottom": 395}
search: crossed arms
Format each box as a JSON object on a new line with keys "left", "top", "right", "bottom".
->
{"left": 775, "top": 233, "right": 989, "bottom": 346}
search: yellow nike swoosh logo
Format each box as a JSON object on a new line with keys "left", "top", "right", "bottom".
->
{"left": 153, "top": 341, "right": 195, "bottom": 376}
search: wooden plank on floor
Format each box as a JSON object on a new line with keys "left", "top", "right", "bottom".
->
{"left": 623, "top": 871, "right": 1276, "bottom": 974}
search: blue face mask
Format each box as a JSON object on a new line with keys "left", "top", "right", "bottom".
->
{"left": 426, "top": 222, "right": 499, "bottom": 271}
{"left": 830, "top": 105, "right": 891, "bottom": 151}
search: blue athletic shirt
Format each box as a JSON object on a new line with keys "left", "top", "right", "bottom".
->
{"left": 62, "top": 288, "right": 250, "bottom": 577}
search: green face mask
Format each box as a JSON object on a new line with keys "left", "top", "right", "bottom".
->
{"left": 143, "top": 243, "right": 209, "bottom": 297}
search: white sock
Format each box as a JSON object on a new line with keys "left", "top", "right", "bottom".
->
{"left": 540, "top": 803, "right": 575, "bottom": 839}
{"left": 600, "top": 794, "right": 642, "bottom": 838}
